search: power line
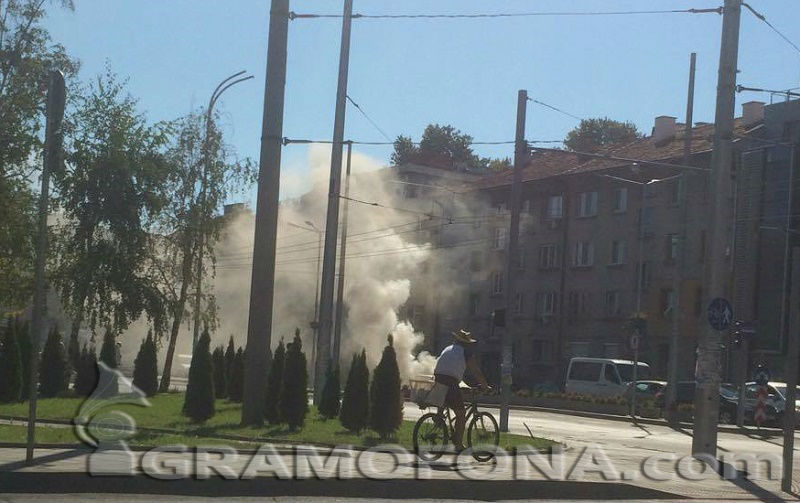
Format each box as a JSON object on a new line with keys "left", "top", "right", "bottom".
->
{"left": 281, "top": 137, "right": 563, "bottom": 146}
{"left": 742, "top": 3, "right": 800, "bottom": 56}
{"left": 289, "top": 8, "right": 722, "bottom": 21}
{"left": 346, "top": 95, "right": 393, "bottom": 142}
{"left": 529, "top": 98, "right": 582, "bottom": 121}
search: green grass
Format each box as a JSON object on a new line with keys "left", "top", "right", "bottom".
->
{"left": 0, "top": 393, "right": 557, "bottom": 452}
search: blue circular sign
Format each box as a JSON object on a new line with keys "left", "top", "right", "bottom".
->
{"left": 707, "top": 297, "right": 733, "bottom": 331}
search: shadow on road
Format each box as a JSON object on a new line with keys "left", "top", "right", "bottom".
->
{"left": 0, "top": 448, "right": 89, "bottom": 472}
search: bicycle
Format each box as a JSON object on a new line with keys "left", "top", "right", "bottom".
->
{"left": 412, "top": 383, "right": 500, "bottom": 462}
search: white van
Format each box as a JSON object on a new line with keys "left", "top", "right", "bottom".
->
{"left": 565, "top": 357, "right": 651, "bottom": 397}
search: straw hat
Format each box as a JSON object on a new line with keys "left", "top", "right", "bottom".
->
{"left": 452, "top": 329, "right": 476, "bottom": 344}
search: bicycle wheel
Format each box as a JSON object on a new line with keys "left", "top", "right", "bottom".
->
{"left": 413, "top": 412, "right": 449, "bottom": 462}
{"left": 467, "top": 411, "right": 500, "bottom": 462}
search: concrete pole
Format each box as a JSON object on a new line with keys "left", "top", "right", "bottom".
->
{"left": 666, "top": 52, "right": 696, "bottom": 424}
{"left": 241, "top": 0, "right": 290, "bottom": 426}
{"left": 314, "top": 0, "right": 353, "bottom": 405}
{"left": 782, "top": 243, "right": 799, "bottom": 493}
{"left": 500, "top": 89, "right": 527, "bottom": 432}
{"left": 26, "top": 70, "right": 65, "bottom": 464}
{"left": 692, "top": 0, "right": 741, "bottom": 458}
{"left": 332, "top": 141, "right": 353, "bottom": 368}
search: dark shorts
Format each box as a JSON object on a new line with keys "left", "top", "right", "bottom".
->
{"left": 434, "top": 374, "right": 464, "bottom": 413}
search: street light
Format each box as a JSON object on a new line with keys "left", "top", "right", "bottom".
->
{"left": 287, "top": 220, "right": 323, "bottom": 382}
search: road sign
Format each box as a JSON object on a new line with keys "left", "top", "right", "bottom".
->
{"left": 630, "top": 334, "right": 640, "bottom": 351}
{"left": 707, "top": 297, "right": 733, "bottom": 331}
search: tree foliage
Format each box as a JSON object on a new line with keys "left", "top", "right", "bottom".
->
{"left": 228, "top": 346, "right": 245, "bottom": 403}
{"left": 132, "top": 330, "right": 158, "bottom": 397}
{"left": 563, "top": 117, "right": 642, "bottom": 153}
{"left": 369, "top": 335, "right": 402, "bottom": 439}
{"left": 279, "top": 331, "right": 308, "bottom": 431}
{"left": 15, "top": 318, "right": 31, "bottom": 396}
{"left": 211, "top": 345, "right": 227, "bottom": 399}
{"left": 0, "top": 319, "right": 23, "bottom": 402}
{"left": 339, "top": 349, "right": 369, "bottom": 433}
{"left": 318, "top": 365, "right": 341, "bottom": 421}
{"left": 73, "top": 343, "right": 98, "bottom": 397}
{"left": 183, "top": 326, "right": 215, "bottom": 422}
{"left": 264, "top": 338, "right": 285, "bottom": 424}
{"left": 39, "top": 326, "right": 68, "bottom": 397}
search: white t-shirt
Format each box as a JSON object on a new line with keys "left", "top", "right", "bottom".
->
{"left": 434, "top": 343, "right": 467, "bottom": 380}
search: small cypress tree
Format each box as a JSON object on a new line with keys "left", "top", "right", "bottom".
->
{"left": 279, "top": 331, "right": 308, "bottom": 431}
{"left": 74, "top": 345, "right": 99, "bottom": 396}
{"left": 228, "top": 347, "right": 245, "bottom": 402}
{"left": 39, "top": 327, "right": 69, "bottom": 398}
{"left": 68, "top": 329, "right": 81, "bottom": 374}
{"left": 369, "top": 335, "right": 403, "bottom": 439}
{"left": 224, "top": 336, "right": 236, "bottom": 388}
{"left": 0, "top": 320, "right": 23, "bottom": 402}
{"left": 16, "top": 319, "right": 32, "bottom": 397}
{"left": 339, "top": 349, "right": 369, "bottom": 433}
{"left": 211, "top": 345, "right": 227, "bottom": 399}
{"left": 318, "top": 365, "right": 341, "bottom": 420}
{"left": 183, "top": 327, "right": 215, "bottom": 422}
{"left": 98, "top": 328, "right": 119, "bottom": 395}
{"left": 132, "top": 330, "right": 159, "bottom": 397}
{"left": 264, "top": 339, "right": 285, "bottom": 424}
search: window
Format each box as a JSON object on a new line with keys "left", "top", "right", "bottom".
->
{"left": 531, "top": 340, "right": 550, "bottom": 363}
{"left": 569, "top": 360, "right": 601, "bottom": 380}
{"left": 469, "top": 294, "right": 480, "bottom": 316}
{"left": 538, "top": 244, "right": 560, "bottom": 268}
{"left": 638, "top": 261, "right": 651, "bottom": 291}
{"left": 603, "top": 344, "right": 621, "bottom": 359}
{"left": 491, "top": 271, "right": 504, "bottom": 295}
{"left": 604, "top": 364, "right": 621, "bottom": 384}
{"left": 641, "top": 206, "right": 654, "bottom": 235}
{"left": 578, "top": 191, "right": 598, "bottom": 217}
{"left": 570, "top": 342, "right": 591, "bottom": 358}
{"left": 694, "top": 286, "right": 703, "bottom": 317}
{"left": 495, "top": 202, "right": 507, "bottom": 214}
{"left": 573, "top": 241, "right": 594, "bottom": 267}
{"left": 546, "top": 195, "right": 563, "bottom": 219}
{"left": 610, "top": 240, "right": 626, "bottom": 265}
{"left": 605, "top": 291, "right": 622, "bottom": 316}
{"left": 517, "top": 248, "right": 526, "bottom": 270}
{"left": 470, "top": 250, "right": 483, "bottom": 272}
{"left": 613, "top": 187, "right": 628, "bottom": 212}
{"left": 698, "top": 230, "right": 706, "bottom": 262}
{"left": 493, "top": 227, "right": 506, "bottom": 250}
{"left": 568, "top": 291, "right": 592, "bottom": 318}
{"left": 536, "top": 291, "right": 558, "bottom": 316}
{"left": 515, "top": 292, "right": 524, "bottom": 314}
{"left": 665, "top": 234, "right": 678, "bottom": 261}
{"left": 522, "top": 199, "right": 532, "bottom": 214}
{"left": 404, "top": 184, "right": 418, "bottom": 199}
{"left": 669, "top": 179, "right": 682, "bottom": 205}
{"left": 661, "top": 289, "right": 676, "bottom": 318}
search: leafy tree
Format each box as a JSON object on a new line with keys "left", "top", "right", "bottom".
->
{"left": 132, "top": 330, "right": 158, "bottom": 397}
{"left": 318, "top": 366, "right": 341, "bottom": 421}
{"left": 39, "top": 326, "right": 68, "bottom": 397}
{"left": 279, "top": 332, "right": 308, "bottom": 431}
{"left": 16, "top": 318, "right": 31, "bottom": 396}
{"left": 0, "top": 320, "right": 23, "bottom": 402}
{"left": 211, "top": 345, "right": 227, "bottom": 399}
{"left": 264, "top": 339, "right": 285, "bottom": 424}
{"left": 73, "top": 344, "right": 98, "bottom": 397}
{"left": 53, "top": 67, "right": 171, "bottom": 350}
{"left": 183, "top": 327, "right": 215, "bottom": 422}
{"left": 339, "top": 349, "right": 369, "bottom": 433}
{"left": 390, "top": 135, "right": 417, "bottom": 166}
{"left": 67, "top": 330, "right": 80, "bottom": 374}
{"left": 563, "top": 117, "right": 642, "bottom": 153}
{"left": 228, "top": 347, "right": 245, "bottom": 403}
{"left": 98, "top": 327, "right": 118, "bottom": 395}
{"left": 0, "top": 0, "right": 78, "bottom": 309}
{"left": 369, "top": 335, "right": 403, "bottom": 439}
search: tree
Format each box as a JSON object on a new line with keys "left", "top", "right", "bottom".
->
{"left": 73, "top": 344, "right": 98, "bottom": 397}
{"left": 0, "top": 0, "right": 78, "bottom": 310}
{"left": 211, "top": 345, "right": 227, "bottom": 399}
{"left": 0, "top": 319, "right": 23, "bottom": 402}
{"left": 390, "top": 135, "right": 417, "bottom": 166}
{"left": 67, "top": 330, "right": 80, "bottom": 374}
{"left": 339, "top": 349, "right": 369, "bottom": 433}
{"left": 279, "top": 331, "right": 308, "bottom": 431}
{"left": 228, "top": 347, "right": 245, "bottom": 403}
{"left": 318, "top": 366, "right": 341, "bottom": 421}
{"left": 39, "top": 326, "right": 68, "bottom": 397}
{"left": 15, "top": 318, "right": 31, "bottom": 397}
{"left": 183, "top": 327, "right": 215, "bottom": 422}
{"left": 264, "top": 339, "right": 285, "bottom": 424}
{"left": 132, "top": 330, "right": 158, "bottom": 397}
{"left": 53, "top": 67, "right": 171, "bottom": 351}
{"left": 99, "top": 328, "right": 118, "bottom": 368}
{"left": 369, "top": 335, "right": 403, "bottom": 439}
{"left": 563, "top": 117, "right": 642, "bottom": 153}
{"left": 224, "top": 336, "right": 236, "bottom": 391}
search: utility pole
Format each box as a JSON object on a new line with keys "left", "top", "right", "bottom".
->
{"left": 241, "top": 0, "right": 290, "bottom": 426}
{"left": 693, "top": 0, "right": 741, "bottom": 458}
{"left": 782, "top": 243, "right": 799, "bottom": 493}
{"left": 314, "top": 0, "right": 353, "bottom": 404}
{"left": 26, "top": 70, "right": 65, "bottom": 464}
{"left": 192, "top": 70, "right": 253, "bottom": 350}
{"left": 332, "top": 141, "right": 353, "bottom": 368}
{"left": 500, "top": 89, "right": 527, "bottom": 432}
{"left": 666, "top": 52, "right": 696, "bottom": 424}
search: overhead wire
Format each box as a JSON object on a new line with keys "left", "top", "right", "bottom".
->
{"left": 289, "top": 8, "right": 723, "bottom": 21}
{"left": 742, "top": 3, "right": 800, "bottom": 56}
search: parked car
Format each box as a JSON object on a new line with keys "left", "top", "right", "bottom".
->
{"left": 625, "top": 380, "right": 667, "bottom": 415}
{"left": 659, "top": 381, "right": 739, "bottom": 424}
{"left": 565, "top": 357, "right": 651, "bottom": 397}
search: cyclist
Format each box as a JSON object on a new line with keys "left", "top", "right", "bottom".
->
{"left": 433, "top": 329, "right": 489, "bottom": 451}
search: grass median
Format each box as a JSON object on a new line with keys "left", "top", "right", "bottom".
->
{"left": 0, "top": 393, "right": 557, "bottom": 452}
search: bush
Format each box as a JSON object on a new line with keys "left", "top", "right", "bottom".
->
{"left": 0, "top": 319, "right": 23, "bottom": 402}
{"left": 16, "top": 319, "right": 31, "bottom": 397}
{"left": 264, "top": 339, "right": 285, "bottom": 424}
{"left": 339, "top": 349, "right": 369, "bottom": 433}
{"left": 369, "top": 335, "right": 402, "bottom": 439}
{"left": 73, "top": 344, "right": 98, "bottom": 397}
{"left": 39, "top": 327, "right": 69, "bottom": 398}
{"left": 279, "top": 331, "right": 308, "bottom": 431}
{"left": 132, "top": 330, "right": 159, "bottom": 397}
{"left": 183, "top": 327, "right": 215, "bottom": 422}
{"left": 318, "top": 365, "right": 341, "bottom": 420}
{"left": 211, "top": 345, "right": 227, "bottom": 399}
{"left": 228, "top": 347, "right": 245, "bottom": 403}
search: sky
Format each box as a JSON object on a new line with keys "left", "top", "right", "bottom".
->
{"left": 43, "top": 0, "right": 800, "bottom": 203}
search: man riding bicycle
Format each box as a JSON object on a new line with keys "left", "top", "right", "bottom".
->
{"left": 433, "top": 329, "right": 489, "bottom": 451}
